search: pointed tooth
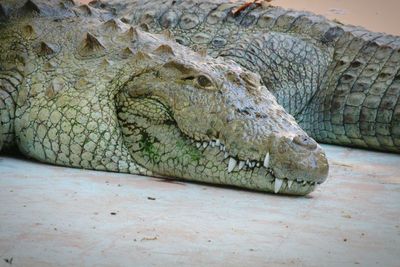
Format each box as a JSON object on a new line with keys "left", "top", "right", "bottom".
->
{"left": 227, "top": 158, "right": 237, "bottom": 173}
{"left": 224, "top": 152, "right": 229, "bottom": 159}
{"left": 287, "top": 180, "right": 293, "bottom": 189}
{"left": 274, "top": 178, "right": 284, "bottom": 194}
{"left": 256, "top": 162, "right": 260, "bottom": 167}
{"left": 210, "top": 141, "right": 215, "bottom": 147}
{"left": 202, "top": 142, "right": 208, "bottom": 148}
{"left": 263, "top": 153, "right": 270, "bottom": 168}
{"left": 215, "top": 139, "right": 220, "bottom": 146}
{"left": 251, "top": 161, "right": 256, "bottom": 168}
{"left": 302, "top": 181, "right": 307, "bottom": 185}
{"left": 238, "top": 161, "right": 245, "bottom": 170}
{"left": 246, "top": 159, "right": 250, "bottom": 166}
{"left": 297, "top": 178, "right": 302, "bottom": 182}
{"left": 196, "top": 142, "right": 201, "bottom": 148}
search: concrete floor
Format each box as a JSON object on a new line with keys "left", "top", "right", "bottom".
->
{"left": 0, "top": 145, "right": 399, "bottom": 267}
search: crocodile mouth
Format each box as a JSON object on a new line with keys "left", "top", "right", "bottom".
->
{"left": 118, "top": 95, "right": 327, "bottom": 196}
{"left": 184, "top": 137, "right": 322, "bottom": 195}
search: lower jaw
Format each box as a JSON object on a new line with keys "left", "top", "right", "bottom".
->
{"left": 136, "top": 144, "right": 319, "bottom": 196}
{"left": 150, "top": 169, "right": 318, "bottom": 195}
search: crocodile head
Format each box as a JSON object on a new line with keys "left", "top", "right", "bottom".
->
{"left": 117, "top": 30, "right": 329, "bottom": 195}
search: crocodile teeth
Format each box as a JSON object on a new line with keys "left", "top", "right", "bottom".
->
{"left": 238, "top": 161, "right": 245, "bottom": 170}
{"left": 202, "top": 142, "right": 208, "bottom": 148}
{"left": 224, "top": 152, "right": 229, "bottom": 159}
{"left": 287, "top": 180, "right": 294, "bottom": 189}
{"left": 215, "top": 139, "right": 220, "bottom": 146}
{"left": 274, "top": 178, "right": 284, "bottom": 193}
{"left": 196, "top": 142, "right": 201, "bottom": 148}
{"left": 302, "top": 181, "right": 307, "bottom": 185}
{"left": 263, "top": 153, "right": 270, "bottom": 168}
{"left": 227, "top": 158, "right": 237, "bottom": 173}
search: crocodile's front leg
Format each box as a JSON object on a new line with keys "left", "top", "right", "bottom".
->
{"left": 0, "top": 74, "right": 18, "bottom": 151}
{"left": 0, "top": 34, "right": 25, "bottom": 152}
{"left": 14, "top": 79, "right": 150, "bottom": 175}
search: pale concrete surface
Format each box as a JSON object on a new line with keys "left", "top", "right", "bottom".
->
{"left": 0, "top": 145, "right": 399, "bottom": 267}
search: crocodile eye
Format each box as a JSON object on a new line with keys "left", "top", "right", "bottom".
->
{"left": 197, "top": 75, "right": 213, "bottom": 88}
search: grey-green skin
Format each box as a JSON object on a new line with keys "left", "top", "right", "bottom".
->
{"left": 0, "top": 0, "right": 328, "bottom": 195}
{"left": 106, "top": 0, "right": 400, "bottom": 153}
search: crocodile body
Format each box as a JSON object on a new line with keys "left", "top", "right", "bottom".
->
{"left": 107, "top": 0, "right": 400, "bottom": 153}
{"left": 0, "top": 0, "right": 329, "bottom": 195}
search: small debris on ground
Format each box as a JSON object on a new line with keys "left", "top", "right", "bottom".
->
{"left": 110, "top": 212, "right": 117, "bottom": 215}
{"left": 141, "top": 236, "right": 158, "bottom": 241}
{"left": 3, "top": 257, "right": 13, "bottom": 265}
{"left": 147, "top": 197, "right": 156, "bottom": 200}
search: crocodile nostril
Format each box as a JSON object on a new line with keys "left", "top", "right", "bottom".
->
{"left": 293, "top": 135, "right": 317, "bottom": 150}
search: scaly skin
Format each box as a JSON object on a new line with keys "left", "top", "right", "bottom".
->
{"left": 0, "top": 0, "right": 328, "bottom": 195}
{"left": 107, "top": 0, "right": 400, "bottom": 153}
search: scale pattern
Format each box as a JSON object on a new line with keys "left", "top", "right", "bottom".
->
{"left": 111, "top": 0, "right": 400, "bottom": 152}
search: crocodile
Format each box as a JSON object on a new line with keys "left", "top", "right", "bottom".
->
{"left": 103, "top": 0, "right": 400, "bottom": 153}
{"left": 0, "top": 0, "right": 328, "bottom": 195}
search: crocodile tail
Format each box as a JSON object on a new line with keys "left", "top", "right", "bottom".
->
{"left": 300, "top": 26, "right": 400, "bottom": 152}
